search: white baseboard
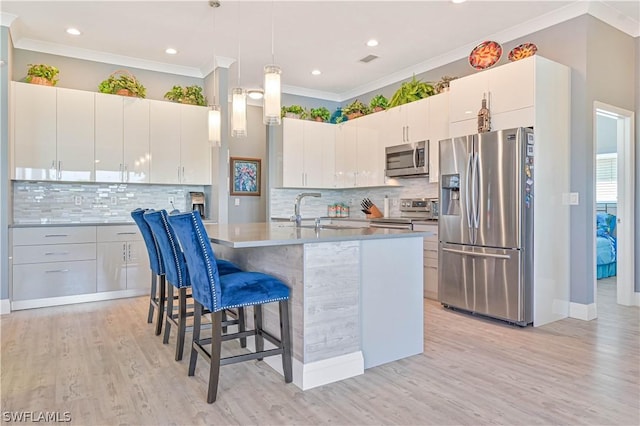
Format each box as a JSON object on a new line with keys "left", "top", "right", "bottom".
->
{"left": 11, "top": 289, "right": 148, "bottom": 311}
{"left": 246, "top": 339, "right": 364, "bottom": 390}
{"left": 569, "top": 302, "right": 597, "bottom": 321}
{"left": 0, "top": 299, "right": 11, "bottom": 315}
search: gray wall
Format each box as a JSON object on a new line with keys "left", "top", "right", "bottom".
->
{"left": 1, "top": 26, "right": 10, "bottom": 301}
{"left": 596, "top": 115, "right": 617, "bottom": 154}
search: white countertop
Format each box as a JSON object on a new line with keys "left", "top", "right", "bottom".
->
{"left": 204, "top": 222, "right": 429, "bottom": 248}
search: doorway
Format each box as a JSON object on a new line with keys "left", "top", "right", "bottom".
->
{"left": 593, "top": 102, "right": 636, "bottom": 308}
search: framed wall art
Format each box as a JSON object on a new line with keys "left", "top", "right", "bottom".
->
{"left": 230, "top": 157, "right": 261, "bottom": 196}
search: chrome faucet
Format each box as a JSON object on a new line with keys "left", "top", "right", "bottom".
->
{"left": 292, "top": 192, "right": 322, "bottom": 226}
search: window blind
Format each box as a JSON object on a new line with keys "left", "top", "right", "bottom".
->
{"left": 596, "top": 153, "right": 617, "bottom": 203}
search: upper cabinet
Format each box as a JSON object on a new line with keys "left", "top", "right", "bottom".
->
{"left": 282, "top": 118, "right": 335, "bottom": 188}
{"left": 13, "top": 83, "right": 94, "bottom": 181}
{"left": 426, "top": 92, "right": 450, "bottom": 184}
{"left": 95, "top": 93, "right": 150, "bottom": 183}
{"left": 12, "top": 82, "right": 209, "bottom": 185}
{"left": 383, "top": 98, "right": 429, "bottom": 147}
{"left": 449, "top": 56, "right": 536, "bottom": 137}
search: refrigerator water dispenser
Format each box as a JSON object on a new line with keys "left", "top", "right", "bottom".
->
{"left": 441, "top": 174, "right": 460, "bottom": 216}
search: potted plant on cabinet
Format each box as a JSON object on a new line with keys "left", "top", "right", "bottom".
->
{"left": 26, "top": 64, "right": 59, "bottom": 86}
{"left": 434, "top": 76, "right": 458, "bottom": 93}
{"left": 164, "top": 85, "right": 207, "bottom": 106}
{"left": 388, "top": 75, "right": 435, "bottom": 108}
{"left": 369, "top": 94, "right": 389, "bottom": 112}
{"left": 98, "top": 70, "right": 146, "bottom": 98}
{"left": 281, "top": 105, "right": 306, "bottom": 119}
{"left": 309, "top": 107, "right": 330, "bottom": 122}
{"left": 342, "top": 99, "right": 370, "bottom": 120}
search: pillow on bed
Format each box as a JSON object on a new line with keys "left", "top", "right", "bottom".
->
{"left": 596, "top": 212, "right": 616, "bottom": 236}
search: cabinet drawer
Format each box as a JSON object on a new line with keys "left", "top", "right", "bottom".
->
{"left": 12, "top": 260, "right": 97, "bottom": 300}
{"left": 13, "top": 243, "right": 96, "bottom": 264}
{"left": 424, "top": 249, "right": 438, "bottom": 260}
{"left": 424, "top": 241, "right": 438, "bottom": 252}
{"left": 13, "top": 226, "right": 96, "bottom": 245}
{"left": 97, "top": 225, "right": 141, "bottom": 242}
{"left": 424, "top": 258, "right": 438, "bottom": 269}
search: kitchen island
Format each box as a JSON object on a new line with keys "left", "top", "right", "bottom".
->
{"left": 203, "top": 222, "right": 428, "bottom": 390}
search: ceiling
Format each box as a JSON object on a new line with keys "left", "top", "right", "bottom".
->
{"left": 1, "top": 1, "right": 638, "bottom": 101}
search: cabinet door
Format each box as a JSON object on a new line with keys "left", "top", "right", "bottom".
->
{"left": 149, "top": 100, "right": 181, "bottom": 184}
{"left": 449, "top": 71, "right": 487, "bottom": 123}
{"left": 95, "top": 93, "right": 124, "bottom": 182}
{"left": 97, "top": 241, "right": 127, "bottom": 292}
{"left": 123, "top": 98, "right": 150, "bottom": 183}
{"left": 488, "top": 57, "right": 534, "bottom": 115}
{"left": 13, "top": 260, "right": 97, "bottom": 300}
{"left": 335, "top": 122, "right": 357, "bottom": 187}
{"left": 320, "top": 125, "right": 336, "bottom": 188}
{"left": 57, "top": 88, "right": 95, "bottom": 181}
{"left": 406, "top": 98, "right": 429, "bottom": 144}
{"left": 303, "top": 121, "right": 333, "bottom": 188}
{"left": 355, "top": 113, "right": 383, "bottom": 187}
{"left": 180, "top": 104, "right": 211, "bottom": 184}
{"left": 12, "top": 82, "right": 57, "bottom": 180}
{"left": 382, "top": 106, "right": 405, "bottom": 147}
{"left": 282, "top": 118, "right": 304, "bottom": 187}
{"left": 125, "top": 240, "right": 151, "bottom": 290}
{"left": 427, "top": 93, "right": 449, "bottom": 184}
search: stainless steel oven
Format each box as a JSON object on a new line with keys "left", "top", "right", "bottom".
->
{"left": 385, "top": 141, "right": 429, "bottom": 178}
{"left": 369, "top": 198, "right": 439, "bottom": 229}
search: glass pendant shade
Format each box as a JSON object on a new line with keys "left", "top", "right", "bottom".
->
{"left": 231, "top": 87, "right": 247, "bottom": 138}
{"left": 208, "top": 105, "right": 221, "bottom": 146}
{"left": 263, "top": 64, "right": 281, "bottom": 125}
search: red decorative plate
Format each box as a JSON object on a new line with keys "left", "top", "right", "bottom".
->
{"left": 508, "top": 43, "right": 538, "bottom": 62}
{"left": 469, "top": 41, "right": 502, "bottom": 70}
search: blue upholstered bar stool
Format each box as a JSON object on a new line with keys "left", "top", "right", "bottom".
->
{"left": 167, "top": 211, "right": 293, "bottom": 403}
{"left": 131, "top": 208, "right": 166, "bottom": 336}
{"left": 144, "top": 209, "right": 244, "bottom": 361}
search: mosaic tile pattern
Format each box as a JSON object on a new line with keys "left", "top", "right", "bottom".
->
{"left": 270, "top": 177, "right": 438, "bottom": 219}
{"left": 13, "top": 181, "right": 205, "bottom": 224}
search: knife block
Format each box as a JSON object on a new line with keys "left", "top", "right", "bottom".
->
{"left": 366, "top": 204, "right": 384, "bottom": 219}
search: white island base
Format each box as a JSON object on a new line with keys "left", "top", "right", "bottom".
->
{"left": 207, "top": 223, "right": 425, "bottom": 390}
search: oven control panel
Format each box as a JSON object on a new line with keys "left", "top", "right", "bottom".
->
{"left": 400, "top": 198, "right": 439, "bottom": 217}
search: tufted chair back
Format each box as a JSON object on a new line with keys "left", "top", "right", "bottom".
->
{"left": 143, "top": 209, "right": 190, "bottom": 288}
{"left": 131, "top": 208, "right": 164, "bottom": 276}
{"left": 167, "top": 211, "right": 222, "bottom": 312}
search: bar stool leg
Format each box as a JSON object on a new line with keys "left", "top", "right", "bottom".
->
{"left": 147, "top": 274, "right": 157, "bottom": 324}
{"left": 155, "top": 276, "right": 166, "bottom": 336}
{"left": 238, "top": 307, "right": 247, "bottom": 348}
{"left": 163, "top": 284, "right": 174, "bottom": 344}
{"left": 279, "top": 300, "right": 293, "bottom": 383}
{"left": 188, "top": 302, "right": 202, "bottom": 377}
{"left": 254, "top": 305, "right": 264, "bottom": 360}
{"left": 207, "top": 310, "right": 223, "bottom": 404}
{"left": 175, "top": 287, "right": 187, "bottom": 361}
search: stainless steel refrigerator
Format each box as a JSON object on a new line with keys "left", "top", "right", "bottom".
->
{"left": 438, "top": 127, "right": 534, "bottom": 326}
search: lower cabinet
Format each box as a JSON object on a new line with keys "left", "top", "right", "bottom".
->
{"left": 413, "top": 222, "right": 439, "bottom": 300}
{"left": 97, "top": 226, "right": 150, "bottom": 292}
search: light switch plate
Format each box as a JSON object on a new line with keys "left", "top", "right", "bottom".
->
{"left": 74, "top": 195, "right": 82, "bottom": 206}
{"left": 569, "top": 192, "right": 579, "bottom": 205}
{"left": 234, "top": 198, "right": 240, "bottom": 206}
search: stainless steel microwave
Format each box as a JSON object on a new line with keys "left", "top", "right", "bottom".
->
{"left": 385, "top": 141, "right": 429, "bottom": 178}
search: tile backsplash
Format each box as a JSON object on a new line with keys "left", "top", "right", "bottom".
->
{"left": 270, "top": 177, "right": 438, "bottom": 219}
{"left": 13, "top": 181, "right": 205, "bottom": 224}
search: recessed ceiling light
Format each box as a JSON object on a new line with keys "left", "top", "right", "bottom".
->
{"left": 66, "top": 28, "right": 81, "bottom": 36}
{"left": 247, "top": 89, "right": 264, "bottom": 100}
{"left": 366, "top": 39, "right": 379, "bottom": 47}
{"left": 451, "top": 0, "right": 467, "bottom": 3}
{"left": 311, "top": 69, "right": 321, "bottom": 76}
{"left": 165, "top": 48, "right": 178, "bottom": 55}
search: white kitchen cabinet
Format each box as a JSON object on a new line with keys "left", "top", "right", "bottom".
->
{"left": 180, "top": 104, "right": 211, "bottom": 185}
{"left": 97, "top": 226, "right": 150, "bottom": 292}
{"left": 426, "top": 92, "right": 449, "bottom": 184}
{"left": 282, "top": 118, "right": 335, "bottom": 188}
{"left": 334, "top": 121, "right": 358, "bottom": 187}
{"left": 383, "top": 98, "right": 429, "bottom": 147}
{"left": 150, "top": 100, "right": 181, "bottom": 184}
{"left": 449, "top": 56, "right": 535, "bottom": 130}
{"left": 11, "top": 226, "right": 97, "bottom": 302}
{"left": 413, "top": 222, "right": 438, "bottom": 300}
{"left": 355, "top": 113, "right": 385, "bottom": 187}
{"left": 95, "top": 94, "right": 151, "bottom": 183}
{"left": 12, "top": 83, "right": 95, "bottom": 181}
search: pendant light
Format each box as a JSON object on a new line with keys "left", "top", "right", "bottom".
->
{"left": 263, "top": 1, "right": 281, "bottom": 125}
{"left": 231, "top": 2, "right": 247, "bottom": 138}
{"left": 208, "top": 1, "right": 221, "bottom": 146}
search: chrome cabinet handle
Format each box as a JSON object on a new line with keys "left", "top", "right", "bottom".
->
{"left": 44, "top": 251, "right": 69, "bottom": 255}
{"left": 45, "top": 269, "right": 69, "bottom": 273}
{"left": 117, "top": 232, "right": 137, "bottom": 235}
{"left": 57, "top": 161, "right": 62, "bottom": 180}
{"left": 122, "top": 243, "right": 127, "bottom": 261}
{"left": 45, "top": 234, "right": 68, "bottom": 237}
{"left": 182, "top": 166, "right": 185, "bottom": 182}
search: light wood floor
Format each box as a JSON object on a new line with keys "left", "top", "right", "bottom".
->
{"left": 1, "top": 283, "right": 638, "bottom": 426}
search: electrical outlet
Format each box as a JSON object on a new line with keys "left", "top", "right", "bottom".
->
{"left": 74, "top": 196, "right": 82, "bottom": 206}
{"left": 110, "top": 196, "right": 117, "bottom": 205}
{"left": 168, "top": 196, "right": 175, "bottom": 205}
{"left": 234, "top": 198, "right": 240, "bottom": 206}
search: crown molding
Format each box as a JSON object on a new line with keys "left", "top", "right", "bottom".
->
{"left": 1, "top": 12, "right": 17, "bottom": 28}
{"left": 13, "top": 38, "right": 205, "bottom": 78}
{"left": 281, "top": 84, "right": 341, "bottom": 102}
{"left": 200, "top": 55, "right": 236, "bottom": 77}
{"left": 588, "top": 1, "right": 640, "bottom": 37}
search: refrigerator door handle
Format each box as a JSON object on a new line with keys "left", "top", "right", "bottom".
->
{"left": 472, "top": 152, "right": 480, "bottom": 230}
{"left": 465, "top": 153, "right": 474, "bottom": 241}
{"left": 442, "top": 247, "right": 511, "bottom": 260}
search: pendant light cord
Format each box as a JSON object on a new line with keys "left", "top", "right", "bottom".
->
{"left": 271, "top": 0, "right": 275, "bottom": 64}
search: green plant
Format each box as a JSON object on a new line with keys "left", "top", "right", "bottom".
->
{"left": 164, "top": 85, "right": 207, "bottom": 106}
{"left": 98, "top": 71, "right": 146, "bottom": 98}
{"left": 281, "top": 104, "right": 305, "bottom": 118}
{"left": 369, "top": 94, "right": 389, "bottom": 111}
{"left": 26, "top": 64, "right": 59, "bottom": 85}
{"left": 342, "top": 99, "right": 370, "bottom": 118}
{"left": 388, "top": 75, "right": 435, "bottom": 108}
{"left": 309, "top": 107, "right": 330, "bottom": 122}
{"left": 434, "top": 75, "right": 458, "bottom": 93}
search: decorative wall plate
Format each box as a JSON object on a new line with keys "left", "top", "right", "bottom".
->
{"left": 508, "top": 43, "right": 538, "bottom": 61}
{"left": 469, "top": 41, "right": 503, "bottom": 70}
